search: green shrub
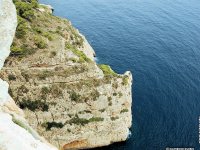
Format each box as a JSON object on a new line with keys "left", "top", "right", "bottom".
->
{"left": 43, "top": 32, "right": 54, "bottom": 41}
{"left": 41, "top": 86, "right": 50, "bottom": 95}
{"left": 118, "top": 92, "right": 123, "bottom": 97}
{"left": 8, "top": 74, "right": 16, "bottom": 81}
{"left": 108, "top": 97, "right": 112, "bottom": 106}
{"left": 20, "top": 44, "right": 36, "bottom": 55}
{"left": 10, "top": 45, "right": 24, "bottom": 55}
{"left": 72, "top": 49, "right": 91, "bottom": 62}
{"left": 42, "top": 121, "right": 64, "bottom": 131}
{"left": 65, "top": 43, "right": 91, "bottom": 62}
{"left": 111, "top": 116, "right": 119, "bottom": 121}
{"left": 21, "top": 71, "right": 29, "bottom": 82}
{"left": 122, "top": 76, "right": 129, "bottom": 86}
{"left": 15, "top": 2, "right": 34, "bottom": 21}
{"left": 89, "top": 117, "right": 104, "bottom": 122}
{"left": 112, "top": 82, "right": 118, "bottom": 89}
{"left": 120, "top": 109, "right": 129, "bottom": 113}
{"left": 90, "top": 90, "right": 100, "bottom": 101}
{"left": 69, "top": 58, "right": 77, "bottom": 63}
{"left": 65, "top": 43, "right": 73, "bottom": 49}
{"left": 15, "top": 16, "right": 28, "bottom": 39}
{"left": 113, "top": 93, "right": 117, "bottom": 96}
{"left": 19, "top": 99, "right": 49, "bottom": 111}
{"left": 98, "top": 64, "right": 117, "bottom": 77}
{"left": 69, "top": 91, "right": 81, "bottom": 102}
{"left": 50, "top": 51, "right": 57, "bottom": 57}
{"left": 33, "top": 27, "right": 43, "bottom": 34}
{"left": 30, "top": 0, "right": 39, "bottom": 9}
{"left": 69, "top": 117, "right": 89, "bottom": 126}
{"left": 14, "top": 0, "right": 38, "bottom": 21}
{"left": 108, "top": 97, "right": 112, "bottom": 101}
{"left": 11, "top": 44, "right": 35, "bottom": 56}
{"left": 99, "top": 109, "right": 106, "bottom": 112}
{"left": 68, "top": 116, "right": 104, "bottom": 126}
{"left": 34, "top": 36, "right": 47, "bottom": 49}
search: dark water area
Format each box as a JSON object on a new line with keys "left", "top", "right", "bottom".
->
{"left": 40, "top": 0, "right": 200, "bottom": 149}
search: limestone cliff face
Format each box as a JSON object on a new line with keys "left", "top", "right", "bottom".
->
{"left": 0, "top": 1, "right": 133, "bottom": 150}
{"left": 0, "top": 1, "right": 57, "bottom": 150}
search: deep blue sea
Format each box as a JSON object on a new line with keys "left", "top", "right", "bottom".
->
{"left": 40, "top": 0, "right": 200, "bottom": 149}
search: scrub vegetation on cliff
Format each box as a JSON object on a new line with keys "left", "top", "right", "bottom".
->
{"left": 11, "top": 0, "right": 84, "bottom": 57}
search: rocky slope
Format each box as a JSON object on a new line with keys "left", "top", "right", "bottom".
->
{"left": 0, "top": 0, "right": 133, "bottom": 149}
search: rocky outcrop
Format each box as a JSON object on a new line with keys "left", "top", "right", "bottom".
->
{"left": 0, "top": 0, "right": 16, "bottom": 69}
{"left": 0, "top": 1, "right": 133, "bottom": 150}
{"left": 0, "top": 1, "right": 57, "bottom": 150}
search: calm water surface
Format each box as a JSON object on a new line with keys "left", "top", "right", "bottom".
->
{"left": 40, "top": 0, "right": 200, "bottom": 149}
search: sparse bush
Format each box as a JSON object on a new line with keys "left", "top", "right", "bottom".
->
{"left": 108, "top": 97, "right": 112, "bottom": 106}
{"left": 43, "top": 32, "right": 54, "bottom": 41}
{"left": 21, "top": 71, "right": 29, "bottom": 82}
{"left": 118, "top": 92, "right": 123, "bottom": 97}
{"left": 111, "top": 116, "right": 119, "bottom": 121}
{"left": 50, "top": 51, "right": 57, "bottom": 57}
{"left": 99, "top": 109, "right": 106, "bottom": 112}
{"left": 89, "top": 117, "right": 104, "bottom": 122}
{"left": 90, "top": 90, "right": 100, "bottom": 101}
{"left": 68, "top": 117, "right": 89, "bottom": 126}
{"left": 69, "top": 58, "right": 77, "bottom": 63}
{"left": 67, "top": 129, "right": 71, "bottom": 132}
{"left": 68, "top": 116, "right": 104, "bottom": 126}
{"left": 84, "top": 110, "right": 92, "bottom": 113}
{"left": 8, "top": 74, "right": 16, "bottom": 81}
{"left": 69, "top": 91, "right": 81, "bottom": 102}
{"left": 41, "top": 86, "right": 50, "bottom": 95}
{"left": 108, "top": 97, "right": 112, "bottom": 100}
{"left": 42, "top": 121, "right": 64, "bottom": 131}
{"left": 113, "top": 93, "right": 117, "bottom": 96}
{"left": 65, "top": 43, "right": 73, "bottom": 49}
{"left": 120, "top": 109, "right": 129, "bottom": 113}
{"left": 19, "top": 99, "right": 48, "bottom": 111}
{"left": 112, "top": 82, "right": 118, "bottom": 89}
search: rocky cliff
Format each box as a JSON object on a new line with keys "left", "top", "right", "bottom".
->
{"left": 0, "top": 0, "right": 57, "bottom": 150}
{"left": 0, "top": 0, "right": 133, "bottom": 149}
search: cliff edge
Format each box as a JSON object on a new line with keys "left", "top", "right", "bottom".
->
{"left": 0, "top": 0, "right": 133, "bottom": 149}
